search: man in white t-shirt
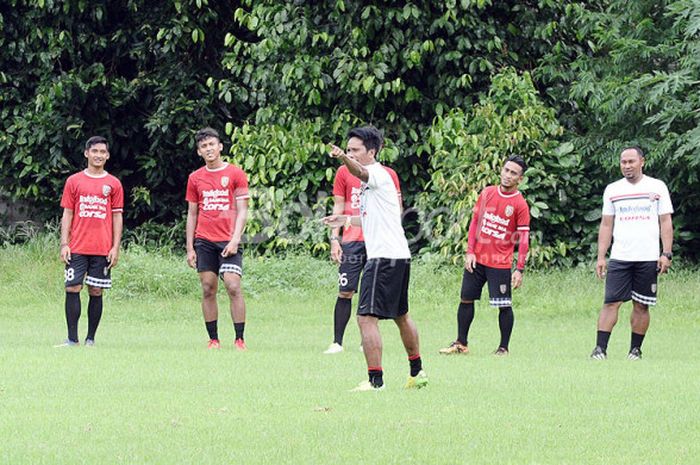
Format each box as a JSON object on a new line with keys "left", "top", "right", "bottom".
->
{"left": 323, "top": 126, "right": 427, "bottom": 391}
{"left": 591, "top": 146, "right": 674, "bottom": 361}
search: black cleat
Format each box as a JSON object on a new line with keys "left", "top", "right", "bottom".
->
{"left": 627, "top": 347, "right": 642, "bottom": 361}
{"left": 590, "top": 346, "right": 607, "bottom": 360}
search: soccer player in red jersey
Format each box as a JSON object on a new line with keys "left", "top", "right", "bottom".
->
{"left": 57, "top": 136, "right": 124, "bottom": 347}
{"left": 185, "top": 128, "right": 250, "bottom": 350}
{"left": 440, "top": 155, "right": 530, "bottom": 356}
{"left": 324, "top": 162, "right": 401, "bottom": 354}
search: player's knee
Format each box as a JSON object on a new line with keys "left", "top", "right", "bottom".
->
{"left": 201, "top": 282, "right": 217, "bottom": 299}
{"left": 225, "top": 282, "right": 241, "bottom": 298}
{"left": 87, "top": 286, "right": 103, "bottom": 297}
{"left": 393, "top": 314, "right": 410, "bottom": 327}
{"left": 603, "top": 302, "right": 622, "bottom": 312}
{"left": 66, "top": 285, "right": 82, "bottom": 293}
{"left": 338, "top": 290, "right": 355, "bottom": 299}
{"left": 632, "top": 302, "right": 649, "bottom": 313}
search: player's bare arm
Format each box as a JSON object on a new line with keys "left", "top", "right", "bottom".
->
{"left": 596, "top": 214, "right": 614, "bottom": 279}
{"left": 322, "top": 215, "right": 361, "bottom": 228}
{"left": 185, "top": 201, "right": 199, "bottom": 268}
{"left": 60, "top": 208, "right": 73, "bottom": 264}
{"left": 464, "top": 207, "right": 480, "bottom": 273}
{"left": 107, "top": 212, "right": 123, "bottom": 269}
{"left": 658, "top": 213, "right": 673, "bottom": 274}
{"left": 330, "top": 195, "right": 345, "bottom": 264}
{"left": 329, "top": 144, "right": 369, "bottom": 182}
{"left": 222, "top": 197, "right": 249, "bottom": 257}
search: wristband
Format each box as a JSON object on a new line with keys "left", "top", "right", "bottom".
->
{"left": 661, "top": 252, "right": 672, "bottom": 260}
{"left": 330, "top": 235, "right": 341, "bottom": 242}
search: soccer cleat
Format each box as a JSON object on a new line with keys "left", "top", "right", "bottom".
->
{"left": 323, "top": 342, "right": 344, "bottom": 354}
{"left": 84, "top": 339, "right": 95, "bottom": 347}
{"left": 627, "top": 347, "right": 642, "bottom": 361}
{"left": 350, "top": 380, "right": 385, "bottom": 392}
{"left": 54, "top": 339, "right": 79, "bottom": 348}
{"left": 234, "top": 338, "right": 247, "bottom": 351}
{"left": 493, "top": 347, "right": 509, "bottom": 356}
{"left": 590, "top": 346, "right": 607, "bottom": 360}
{"left": 439, "top": 341, "right": 469, "bottom": 355}
{"left": 207, "top": 339, "right": 221, "bottom": 350}
{"left": 405, "top": 370, "right": 429, "bottom": 389}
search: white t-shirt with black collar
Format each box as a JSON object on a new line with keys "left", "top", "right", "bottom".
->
{"left": 602, "top": 175, "right": 673, "bottom": 262}
{"left": 359, "top": 162, "right": 411, "bottom": 260}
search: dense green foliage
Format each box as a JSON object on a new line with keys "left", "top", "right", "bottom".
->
{"left": 416, "top": 69, "right": 593, "bottom": 267}
{"left": 1, "top": 0, "right": 698, "bottom": 263}
{"left": 537, "top": 0, "right": 700, "bottom": 259}
{"left": 0, "top": 0, "right": 240, "bottom": 225}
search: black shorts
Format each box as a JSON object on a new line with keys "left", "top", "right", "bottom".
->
{"left": 604, "top": 260, "right": 658, "bottom": 306}
{"left": 338, "top": 241, "right": 367, "bottom": 292}
{"left": 65, "top": 254, "right": 111, "bottom": 289}
{"left": 358, "top": 258, "right": 410, "bottom": 320}
{"left": 194, "top": 238, "right": 243, "bottom": 277}
{"left": 460, "top": 264, "right": 512, "bottom": 307}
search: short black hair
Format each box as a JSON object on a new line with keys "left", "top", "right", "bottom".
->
{"left": 347, "top": 126, "right": 383, "bottom": 155}
{"left": 195, "top": 127, "right": 221, "bottom": 145}
{"left": 622, "top": 146, "right": 645, "bottom": 158}
{"left": 506, "top": 154, "right": 527, "bottom": 174}
{"left": 85, "top": 136, "right": 108, "bottom": 151}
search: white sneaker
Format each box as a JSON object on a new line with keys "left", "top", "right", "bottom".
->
{"left": 324, "top": 342, "right": 344, "bottom": 354}
{"left": 350, "top": 380, "right": 384, "bottom": 392}
{"left": 54, "top": 339, "right": 79, "bottom": 348}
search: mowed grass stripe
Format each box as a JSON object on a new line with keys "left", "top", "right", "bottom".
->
{"left": 1, "top": 243, "right": 699, "bottom": 464}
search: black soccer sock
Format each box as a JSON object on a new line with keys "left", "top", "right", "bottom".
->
{"left": 65, "top": 292, "right": 81, "bottom": 343}
{"left": 498, "top": 306, "right": 514, "bottom": 350}
{"left": 457, "top": 302, "right": 475, "bottom": 345}
{"left": 368, "top": 366, "right": 383, "bottom": 387}
{"left": 234, "top": 322, "right": 245, "bottom": 340}
{"left": 333, "top": 297, "right": 352, "bottom": 345}
{"left": 631, "top": 332, "right": 645, "bottom": 350}
{"left": 205, "top": 320, "right": 218, "bottom": 340}
{"left": 86, "top": 295, "right": 103, "bottom": 341}
{"left": 409, "top": 354, "right": 422, "bottom": 377}
{"left": 597, "top": 330, "right": 612, "bottom": 351}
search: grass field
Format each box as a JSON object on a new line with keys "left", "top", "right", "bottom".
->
{"left": 1, "top": 237, "right": 699, "bottom": 464}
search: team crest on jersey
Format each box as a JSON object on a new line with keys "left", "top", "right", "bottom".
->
{"left": 505, "top": 205, "right": 514, "bottom": 217}
{"left": 221, "top": 176, "right": 230, "bottom": 188}
{"left": 500, "top": 284, "right": 507, "bottom": 294}
{"left": 102, "top": 185, "right": 112, "bottom": 196}
{"left": 651, "top": 284, "right": 657, "bottom": 293}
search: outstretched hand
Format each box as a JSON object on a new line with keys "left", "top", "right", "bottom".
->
{"left": 322, "top": 215, "right": 347, "bottom": 228}
{"left": 329, "top": 144, "right": 345, "bottom": 159}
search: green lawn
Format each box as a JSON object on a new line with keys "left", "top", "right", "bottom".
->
{"left": 1, "top": 240, "right": 699, "bottom": 464}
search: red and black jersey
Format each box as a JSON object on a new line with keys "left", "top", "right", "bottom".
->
{"left": 467, "top": 185, "right": 530, "bottom": 269}
{"left": 186, "top": 163, "right": 250, "bottom": 242}
{"left": 60, "top": 170, "right": 124, "bottom": 256}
